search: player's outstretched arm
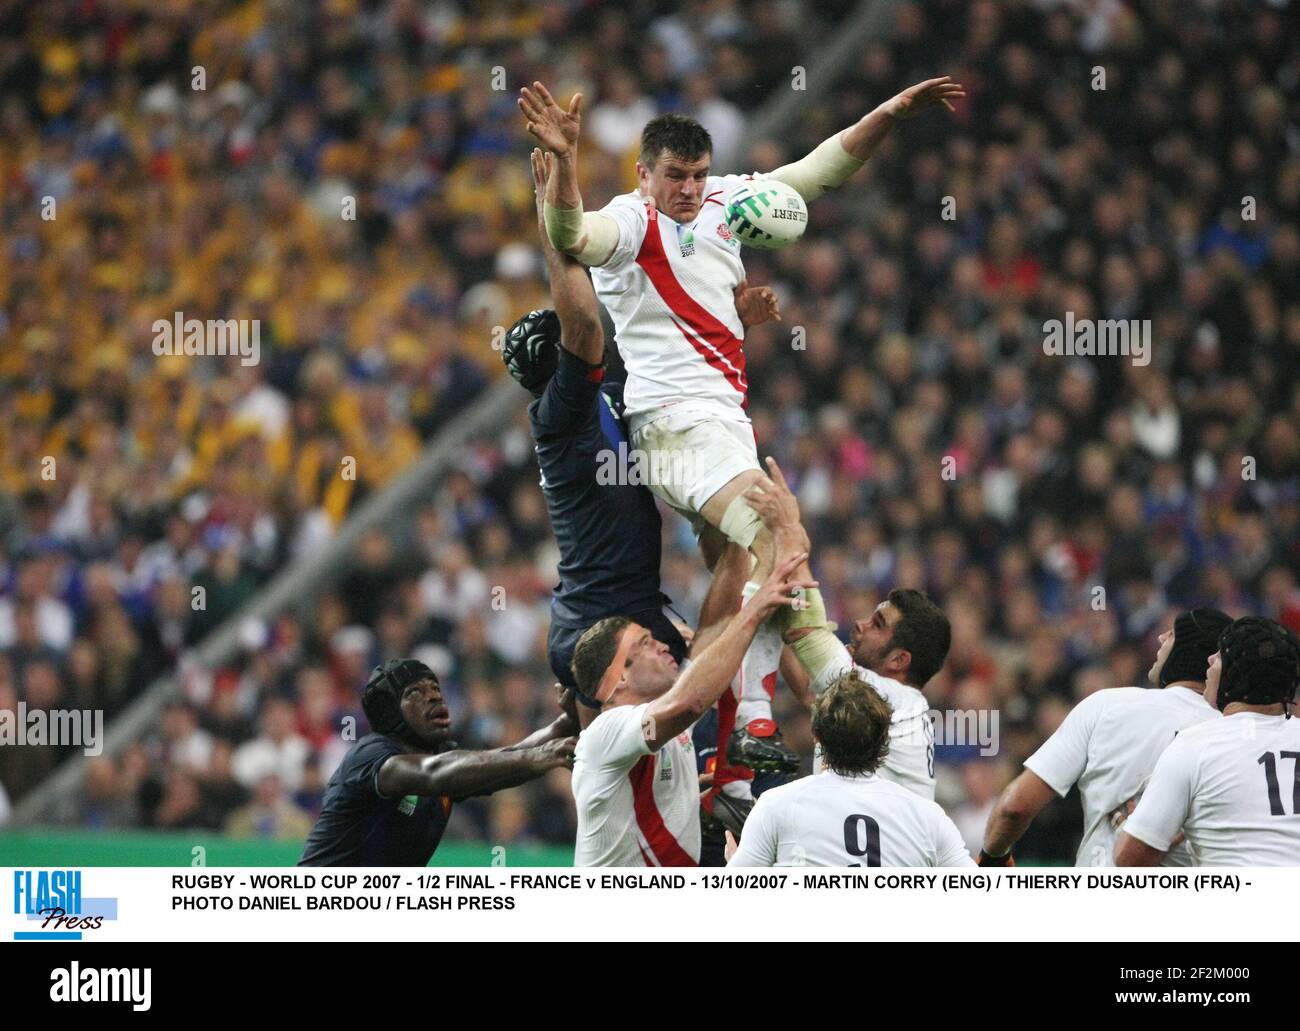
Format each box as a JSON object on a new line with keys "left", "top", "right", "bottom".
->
{"left": 643, "top": 552, "right": 816, "bottom": 751}
{"left": 377, "top": 737, "right": 576, "bottom": 802}
{"left": 519, "top": 81, "right": 620, "bottom": 266}
{"left": 688, "top": 541, "right": 750, "bottom": 658}
{"left": 765, "top": 76, "right": 964, "bottom": 202}
{"left": 531, "top": 148, "right": 602, "bottom": 364}
{"left": 502, "top": 685, "right": 580, "bottom": 750}
{"left": 981, "top": 769, "right": 1057, "bottom": 863}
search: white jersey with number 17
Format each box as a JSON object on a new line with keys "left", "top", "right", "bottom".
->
{"left": 1123, "top": 712, "right": 1300, "bottom": 866}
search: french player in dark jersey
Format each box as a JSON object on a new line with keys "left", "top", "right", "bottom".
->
{"left": 299, "top": 659, "right": 576, "bottom": 866}
{"left": 504, "top": 150, "right": 692, "bottom": 698}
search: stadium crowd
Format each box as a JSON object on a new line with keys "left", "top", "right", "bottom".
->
{"left": 1, "top": 0, "right": 1297, "bottom": 863}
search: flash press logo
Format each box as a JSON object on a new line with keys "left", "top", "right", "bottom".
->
{"left": 50, "top": 963, "right": 151, "bottom": 1012}
{"left": 152, "top": 310, "right": 261, "bottom": 366}
{"left": 13, "top": 870, "right": 118, "bottom": 940}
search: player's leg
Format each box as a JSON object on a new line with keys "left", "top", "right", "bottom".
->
{"left": 698, "top": 467, "right": 774, "bottom": 572}
{"left": 631, "top": 412, "right": 794, "bottom": 771}
{"left": 630, "top": 410, "right": 771, "bottom": 569}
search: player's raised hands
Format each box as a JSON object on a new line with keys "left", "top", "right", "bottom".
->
{"left": 746, "top": 550, "right": 818, "bottom": 621}
{"left": 882, "top": 75, "right": 965, "bottom": 120}
{"left": 734, "top": 279, "right": 782, "bottom": 330}
{"left": 519, "top": 81, "right": 582, "bottom": 157}
{"left": 744, "top": 456, "right": 803, "bottom": 527}
{"left": 530, "top": 147, "right": 554, "bottom": 230}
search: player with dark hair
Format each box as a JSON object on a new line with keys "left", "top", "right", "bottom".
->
{"left": 1117, "top": 617, "right": 1300, "bottom": 866}
{"left": 743, "top": 457, "right": 952, "bottom": 799}
{"left": 726, "top": 669, "right": 973, "bottom": 867}
{"left": 568, "top": 517, "right": 814, "bottom": 866}
{"left": 298, "top": 658, "right": 576, "bottom": 866}
{"left": 981, "top": 608, "right": 1230, "bottom": 867}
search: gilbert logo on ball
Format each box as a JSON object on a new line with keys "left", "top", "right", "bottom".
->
{"left": 723, "top": 179, "right": 808, "bottom": 249}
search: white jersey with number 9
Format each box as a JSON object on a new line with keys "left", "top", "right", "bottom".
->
{"left": 727, "top": 770, "right": 975, "bottom": 867}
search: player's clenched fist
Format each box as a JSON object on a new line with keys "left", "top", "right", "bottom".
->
{"left": 534, "top": 736, "right": 578, "bottom": 770}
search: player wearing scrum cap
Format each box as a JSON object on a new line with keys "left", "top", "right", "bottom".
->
{"left": 980, "top": 608, "right": 1230, "bottom": 867}
{"left": 726, "top": 670, "right": 974, "bottom": 867}
{"left": 568, "top": 536, "right": 815, "bottom": 867}
{"left": 299, "top": 659, "right": 576, "bottom": 866}
{"left": 519, "top": 75, "right": 963, "bottom": 787}
{"left": 1117, "top": 617, "right": 1300, "bottom": 866}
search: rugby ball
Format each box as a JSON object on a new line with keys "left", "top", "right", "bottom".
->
{"left": 723, "top": 178, "right": 808, "bottom": 249}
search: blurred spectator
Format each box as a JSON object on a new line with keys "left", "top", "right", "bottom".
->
{"left": 224, "top": 774, "right": 313, "bottom": 841}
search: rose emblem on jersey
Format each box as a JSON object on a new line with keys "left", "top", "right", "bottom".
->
{"left": 716, "top": 222, "right": 734, "bottom": 242}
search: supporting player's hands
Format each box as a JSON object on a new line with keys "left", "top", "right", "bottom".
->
{"left": 745, "top": 550, "right": 817, "bottom": 623}
{"left": 743, "top": 457, "right": 809, "bottom": 552}
{"left": 519, "top": 82, "right": 582, "bottom": 157}
{"left": 533, "top": 735, "right": 578, "bottom": 771}
{"left": 724, "top": 830, "right": 738, "bottom": 862}
{"left": 734, "top": 279, "right": 781, "bottom": 330}
{"left": 531, "top": 147, "right": 555, "bottom": 232}
{"left": 1111, "top": 795, "right": 1184, "bottom": 847}
{"left": 881, "top": 75, "right": 965, "bottom": 120}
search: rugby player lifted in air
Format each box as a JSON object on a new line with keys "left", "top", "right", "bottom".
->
{"left": 518, "top": 74, "right": 963, "bottom": 783}
{"left": 503, "top": 150, "right": 783, "bottom": 842}
{"left": 502, "top": 149, "right": 780, "bottom": 712}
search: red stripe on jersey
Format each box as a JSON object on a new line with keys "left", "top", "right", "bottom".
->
{"left": 636, "top": 202, "right": 748, "bottom": 407}
{"left": 713, "top": 665, "right": 751, "bottom": 791}
{"left": 629, "top": 753, "right": 698, "bottom": 867}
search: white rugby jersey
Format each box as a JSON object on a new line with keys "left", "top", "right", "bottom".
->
{"left": 728, "top": 770, "right": 974, "bottom": 867}
{"left": 1124, "top": 712, "right": 1300, "bottom": 866}
{"left": 572, "top": 702, "right": 700, "bottom": 867}
{"left": 591, "top": 174, "right": 755, "bottom": 431}
{"left": 1025, "top": 686, "right": 1219, "bottom": 867}
{"left": 812, "top": 644, "right": 936, "bottom": 800}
